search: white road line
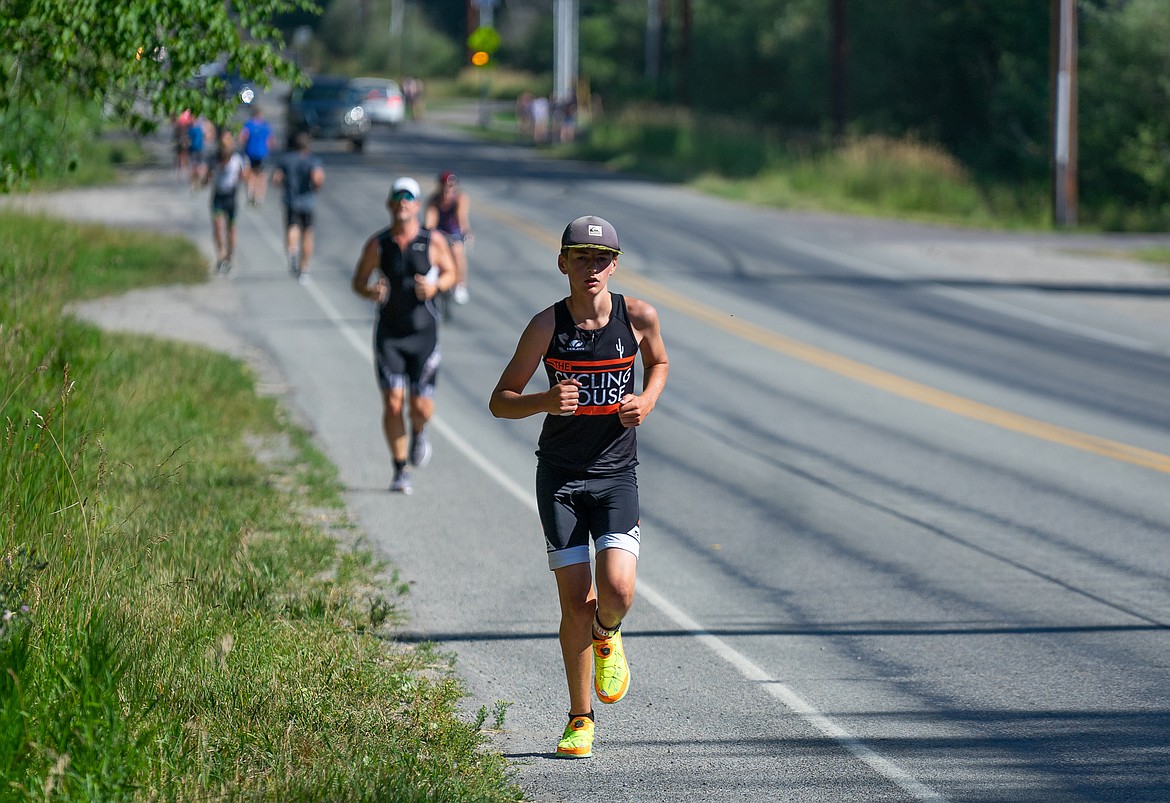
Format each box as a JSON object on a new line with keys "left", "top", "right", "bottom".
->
{"left": 638, "top": 584, "right": 949, "bottom": 802}
{"left": 264, "top": 225, "right": 949, "bottom": 802}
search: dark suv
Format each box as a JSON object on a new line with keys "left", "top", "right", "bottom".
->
{"left": 285, "top": 75, "right": 371, "bottom": 151}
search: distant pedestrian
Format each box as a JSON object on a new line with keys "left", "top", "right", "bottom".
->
{"left": 271, "top": 132, "right": 325, "bottom": 284}
{"left": 173, "top": 110, "right": 194, "bottom": 177}
{"left": 557, "top": 92, "right": 578, "bottom": 143}
{"left": 531, "top": 95, "right": 550, "bottom": 144}
{"left": 424, "top": 171, "right": 473, "bottom": 304}
{"left": 351, "top": 177, "right": 457, "bottom": 495}
{"left": 404, "top": 76, "right": 425, "bottom": 120}
{"left": 187, "top": 115, "right": 212, "bottom": 191}
{"left": 240, "top": 105, "right": 274, "bottom": 205}
{"left": 488, "top": 215, "right": 669, "bottom": 759}
{"left": 204, "top": 128, "right": 250, "bottom": 274}
{"left": 516, "top": 91, "right": 535, "bottom": 142}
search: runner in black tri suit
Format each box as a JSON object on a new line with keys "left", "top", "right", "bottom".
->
{"left": 489, "top": 215, "right": 669, "bottom": 759}
{"left": 352, "top": 177, "right": 457, "bottom": 495}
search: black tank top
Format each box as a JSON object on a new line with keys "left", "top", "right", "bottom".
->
{"left": 537, "top": 293, "right": 639, "bottom": 475}
{"left": 435, "top": 199, "right": 462, "bottom": 237}
{"left": 375, "top": 228, "right": 439, "bottom": 339}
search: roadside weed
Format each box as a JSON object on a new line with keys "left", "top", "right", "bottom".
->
{"left": 0, "top": 210, "right": 521, "bottom": 801}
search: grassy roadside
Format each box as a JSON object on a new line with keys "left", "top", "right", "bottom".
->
{"left": 458, "top": 99, "right": 1070, "bottom": 232}
{"left": 0, "top": 210, "right": 521, "bottom": 800}
{"left": 1121, "top": 246, "right": 1170, "bottom": 268}
{"left": 27, "top": 133, "right": 154, "bottom": 192}
{"left": 574, "top": 107, "right": 1055, "bottom": 230}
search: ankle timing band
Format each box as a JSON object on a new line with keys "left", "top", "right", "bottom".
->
{"left": 593, "top": 615, "right": 620, "bottom": 639}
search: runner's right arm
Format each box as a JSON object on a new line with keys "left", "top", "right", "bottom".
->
{"left": 489, "top": 307, "right": 580, "bottom": 419}
{"left": 351, "top": 238, "right": 386, "bottom": 303}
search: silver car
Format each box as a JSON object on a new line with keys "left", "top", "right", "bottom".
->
{"left": 351, "top": 77, "right": 406, "bottom": 127}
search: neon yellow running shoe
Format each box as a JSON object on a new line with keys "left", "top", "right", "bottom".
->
{"left": 556, "top": 716, "right": 594, "bottom": 758}
{"left": 593, "top": 629, "right": 630, "bottom": 704}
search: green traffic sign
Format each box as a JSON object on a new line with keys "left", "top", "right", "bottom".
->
{"left": 467, "top": 26, "right": 501, "bottom": 55}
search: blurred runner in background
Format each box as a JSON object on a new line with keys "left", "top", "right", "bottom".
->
{"left": 351, "top": 177, "right": 457, "bottom": 495}
{"left": 424, "top": 171, "right": 473, "bottom": 304}
{"left": 240, "top": 105, "right": 274, "bottom": 206}
{"left": 204, "top": 128, "right": 249, "bottom": 274}
{"left": 271, "top": 132, "right": 325, "bottom": 284}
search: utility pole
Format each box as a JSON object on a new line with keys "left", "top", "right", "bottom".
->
{"left": 476, "top": 0, "right": 495, "bottom": 29}
{"left": 830, "top": 0, "right": 848, "bottom": 139}
{"left": 553, "top": 0, "right": 578, "bottom": 103}
{"left": 677, "top": 0, "right": 691, "bottom": 104}
{"left": 391, "top": 0, "right": 404, "bottom": 78}
{"left": 1052, "top": 0, "right": 1078, "bottom": 227}
{"left": 466, "top": 0, "right": 476, "bottom": 63}
{"left": 390, "top": 0, "right": 403, "bottom": 36}
{"left": 645, "top": 0, "right": 661, "bottom": 82}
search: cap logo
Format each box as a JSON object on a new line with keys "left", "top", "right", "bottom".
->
{"left": 588, "top": 225, "right": 603, "bottom": 237}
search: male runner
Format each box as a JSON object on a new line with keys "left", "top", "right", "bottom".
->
{"left": 489, "top": 215, "right": 669, "bottom": 758}
{"left": 271, "top": 132, "right": 325, "bottom": 284}
{"left": 352, "top": 177, "right": 457, "bottom": 494}
{"left": 204, "top": 128, "right": 249, "bottom": 274}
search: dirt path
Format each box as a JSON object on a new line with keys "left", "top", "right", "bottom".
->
{"left": 4, "top": 156, "right": 288, "bottom": 391}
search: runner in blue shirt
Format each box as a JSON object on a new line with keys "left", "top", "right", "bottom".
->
{"left": 187, "top": 116, "right": 209, "bottom": 191}
{"left": 240, "top": 105, "right": 274, "bottom": 206}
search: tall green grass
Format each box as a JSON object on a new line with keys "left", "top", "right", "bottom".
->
{"left": 6, "top": 91, "right": 152, "bottom": 193}
{"left": 29, "top": 133, "right": 152, "bottom": 191}
{"left": 1134, "top": 246, "right": 1170, "bottom": 266}
{"left": 0, "top": 211, "right": 520, "bottom": 801}
{"left": 572, "top": 105, "right": 1053, "bottom": 229}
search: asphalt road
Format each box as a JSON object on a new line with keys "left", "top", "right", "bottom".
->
{"left": 38, "top": 100, "right": 1170, "bottom": 802}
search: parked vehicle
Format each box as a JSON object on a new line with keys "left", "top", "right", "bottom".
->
{"left": 229, "top": 73, "right": 255, "bottom": 105}
{"left": 285, "top": 75, "right": 371, "bottom": 151}
{"left": 192, "top": 61, "right": 255, "bottom": 105}
{"left": 350, "top": 77, "right": 406, "bottom": 127}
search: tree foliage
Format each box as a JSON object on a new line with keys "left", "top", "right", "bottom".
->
{"left": 570, "top": 0, "right": 1053, "bottom": 180}
{"left": 317, "top": 0, "right": 460, "bottom": 78}
{"left": 0, "top": 0, "right": 318, "bottom": 191}
{"left": 10, "top": 0, "right": 1170, "bottom": 226}
{"left": 492, "top": 0, "right": 1170, "bottom": 228}
{"left": 1079, "top": 0, "right": 1170, "bottom": 222}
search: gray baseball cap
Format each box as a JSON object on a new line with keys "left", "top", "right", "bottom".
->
{"left": 561, "top": 215, "right": 622, "bottom": 253}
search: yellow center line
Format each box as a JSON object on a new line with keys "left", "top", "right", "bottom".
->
{"left": 482, "top": 206, "right": 1170, "bottom": 475}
